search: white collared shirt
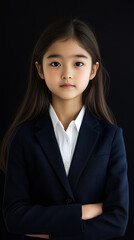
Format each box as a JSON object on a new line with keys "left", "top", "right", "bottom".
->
{"left": 49, "top": 104, "right": 85, "bottom": 175}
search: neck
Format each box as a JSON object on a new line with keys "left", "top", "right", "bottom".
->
{"left": 51, "top": 97, "right": 83, "bottom": 130}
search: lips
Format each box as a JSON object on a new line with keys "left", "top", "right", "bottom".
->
{"left": 60, "top": 84, "right": 75, "bottom": 87}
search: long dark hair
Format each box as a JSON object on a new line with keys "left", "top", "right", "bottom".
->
{"left": 0, "top": 17, "right": 117, "bottom": 172}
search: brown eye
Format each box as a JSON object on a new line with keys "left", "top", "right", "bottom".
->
{"left": 74, "top": 62, "right": 84, "bottom": 67}
{"left": 50, "top": 62, "right": 61, "bottom": 67}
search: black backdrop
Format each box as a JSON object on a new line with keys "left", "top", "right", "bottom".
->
{"left": 0, "top": 0, "right": 134, "bottom": 239}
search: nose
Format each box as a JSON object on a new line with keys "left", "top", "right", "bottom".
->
{"left": 61, "top": 66, "right": 72, "bottom": 80}
{"left": 61, "top": 75, "right": 72, "bottom": 80}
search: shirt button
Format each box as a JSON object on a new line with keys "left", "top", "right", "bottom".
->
{"left": 65, "top": 161, "right": 69, "bottom": 167}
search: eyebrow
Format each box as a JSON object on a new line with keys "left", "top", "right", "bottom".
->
{"left": 46, "top": 54, "right": 88, "bottom": 59}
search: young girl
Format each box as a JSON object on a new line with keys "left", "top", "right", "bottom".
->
{"left": 1, "top": 18, "right": 129, "bottom": 240}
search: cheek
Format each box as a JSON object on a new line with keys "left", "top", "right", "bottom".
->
{"left": 76, "top": 71, "right": 90, "bottom": 89}
{"left": 44, "top": 70, "right": 58, "bottom": 88}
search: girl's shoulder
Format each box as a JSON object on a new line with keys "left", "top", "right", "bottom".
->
{"left": 11, "top": 110, "right": 47, "bottom": 137}
{"left": 96, "top": 117, "right": 124, "bottom": 142}
{"left": 8, "top": 117, "right": 38, "bottom": 148}
{"left": 99, "top": 118, "right": 121, "bottom": 130}
{"left": 8, "top": 109, "right": 50, "bottom": 145}
{"left": 86, "top": 109, "right": 122, "bottom": 133}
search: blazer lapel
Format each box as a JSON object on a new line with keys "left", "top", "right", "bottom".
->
{"left": 34, "top": 109, "right": 101, "bottom": 199}
{"left": 34, "top": 111, "right": 75, "bottom": 200}
{"left": 68, "top": 109, "right": 102, "bottom": 192}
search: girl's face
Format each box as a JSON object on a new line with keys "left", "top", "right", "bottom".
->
{"left": 35, "top": 38, "right": 99, "bottom": 104}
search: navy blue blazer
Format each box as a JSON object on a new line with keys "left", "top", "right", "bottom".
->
{"left": 2, "top": 109, "right": 129, "bottom": 240}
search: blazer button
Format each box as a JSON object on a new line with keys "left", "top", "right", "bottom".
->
{"left": 66, "top": 198, "right": 73, "bottom": 204}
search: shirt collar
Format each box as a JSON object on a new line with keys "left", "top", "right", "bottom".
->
{"left": 49, "top": 104, "right": 85, "bottom": 132}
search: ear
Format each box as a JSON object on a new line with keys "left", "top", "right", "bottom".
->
{"left": 35, "top": 61, "right": 45, "bottom": 79}
{"left": 89, "top": 62, "right": 99, "bottom": 80}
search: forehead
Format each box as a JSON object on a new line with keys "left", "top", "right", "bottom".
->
{"left": 44, "top": 38, "right": 91, "bottom": 59}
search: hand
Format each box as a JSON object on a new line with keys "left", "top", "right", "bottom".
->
{"left": 25, "top": 234, "right": 49, "bottom": 239}
{"left": 82, "top": 202, "right": 103, "bottom": 220}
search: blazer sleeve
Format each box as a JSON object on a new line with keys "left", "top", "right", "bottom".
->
{"left": 2, "top": 127, "right": 84, "bottom": 237}
{"left": 81, "top": 127, "right": 129, "bottom": 240}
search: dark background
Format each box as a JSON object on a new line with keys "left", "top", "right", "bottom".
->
{"left": 0, "top": 0, "right": 134, "bottom": 239}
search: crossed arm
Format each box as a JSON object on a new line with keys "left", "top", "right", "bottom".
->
{"left": 26, "top": 202, "right": 103, "bottom": 239}
{"left": 3, "top": 127, "right": 128, "bottom": 239}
